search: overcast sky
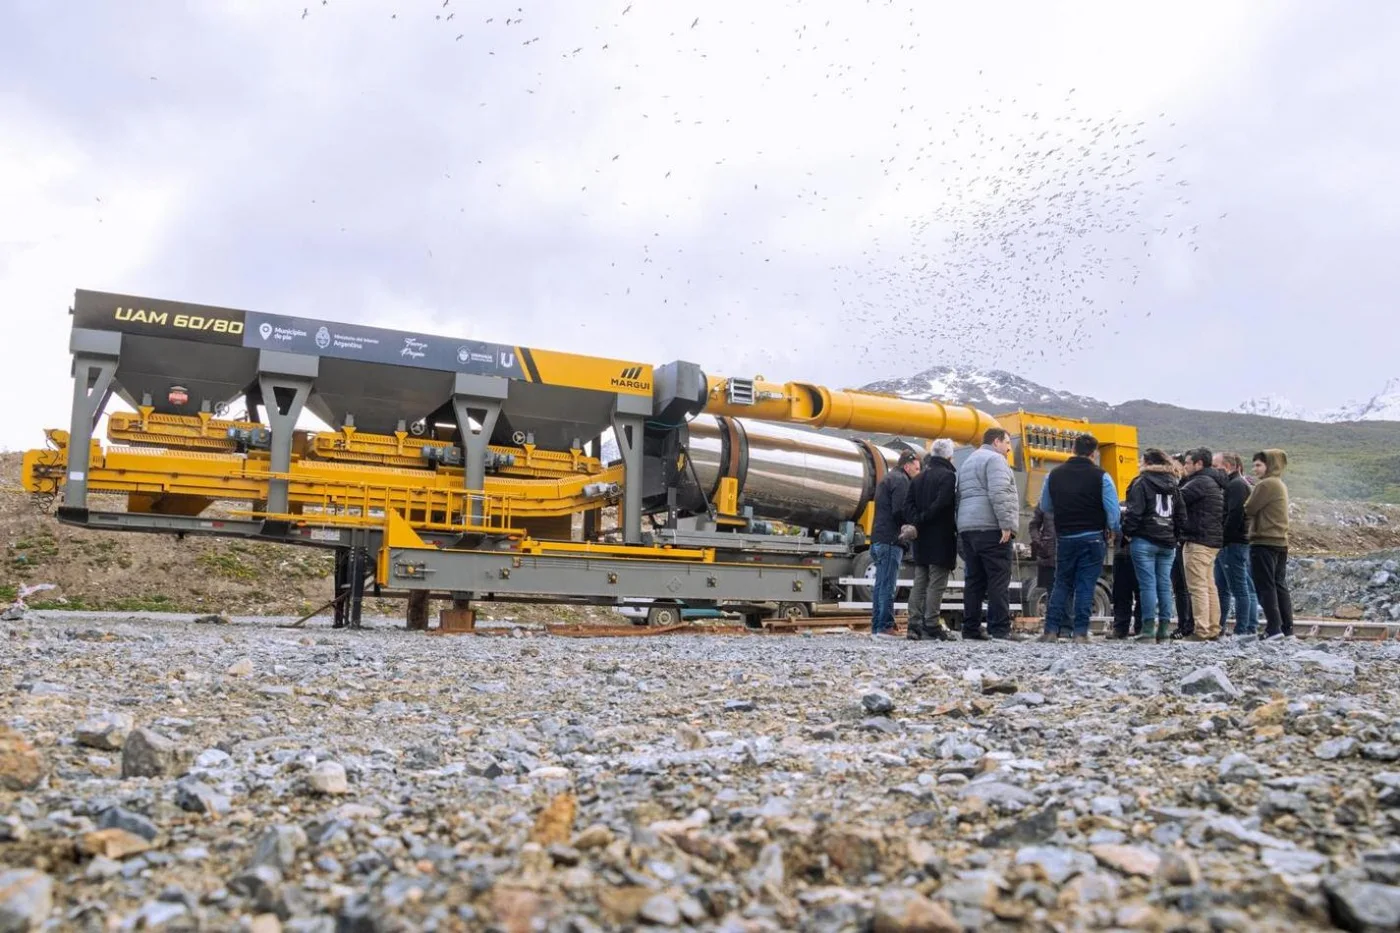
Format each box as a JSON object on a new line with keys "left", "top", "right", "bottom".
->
{"left": 2, "top": 0, "right": 1397, "bottom": 451}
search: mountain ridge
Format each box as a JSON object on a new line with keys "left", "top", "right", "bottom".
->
{"left": 1233, "top": 377, "right": 1400, "bottom": 424}
{"left": 855, "top": 367, "right": 1400, "bottom": 503}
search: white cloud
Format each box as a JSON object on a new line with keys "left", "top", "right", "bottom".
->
{"left": 1, "top": 0, "right": 1397, "bottom": 452}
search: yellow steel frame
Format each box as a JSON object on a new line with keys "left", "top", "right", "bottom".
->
{"left": 994, "top": 411, "right": 1140, "bottom": 508}
{"left": 23, "top": 430, "right": 622, "bottom": 532}
{"left": 106, "top": 411, "right": 603, "bottom": 479}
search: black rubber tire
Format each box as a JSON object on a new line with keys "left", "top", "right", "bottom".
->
{"left": 776, "top": 601, "right": 811, "bottom": 622}
{"left": 851, "top": 550, "right": 875, "bottom": 603}
{"left": 646, "top": 604, "right": 682, "bottom": 627}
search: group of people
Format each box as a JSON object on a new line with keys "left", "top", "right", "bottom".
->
{"left": 868, "top": 427, "right": 1024, "bottom": 641}
{"left": 868, "top": 426, "right": 1295, "bottom": 643}
{"left": 1089, "top": 447, "right": 1295, "bottom": 643}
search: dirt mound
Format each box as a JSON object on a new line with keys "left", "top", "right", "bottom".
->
{"left": 0, "top": 453, "right": 617, "bottom": 625}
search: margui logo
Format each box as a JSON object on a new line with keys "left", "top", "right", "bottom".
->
{"left": 499, "top": 350, "right": 516, "bottom": 369}
{"left": 611, "top": 365, "right": 649, "bottom": 390}
{"left": 258, "top": 322, "right": 273, "bottom": 341}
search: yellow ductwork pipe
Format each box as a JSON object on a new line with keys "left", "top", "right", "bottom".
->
{"left": 702, "top": 375, "right": 1000, "bottom": 446}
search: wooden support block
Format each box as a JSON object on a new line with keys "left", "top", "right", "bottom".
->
{"left": 436, "top": 606, "right": 476, "bottom": 634}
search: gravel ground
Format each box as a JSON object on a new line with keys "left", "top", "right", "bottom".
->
{"left": 4, "top": 613, "right": 1400, "bottom": 932}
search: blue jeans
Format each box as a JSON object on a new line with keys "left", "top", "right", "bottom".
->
{"left": 1130, "top": 538, "right": 1176, "bottom": 634}
{"left": 870, "top": 542, "right": 903, "bottom": 634}
{"left": 1045, "top": 533, "right": 1106, "bottom": 637}
{"left": 1214, "top": 544, "right": 1258, "bottom": 634}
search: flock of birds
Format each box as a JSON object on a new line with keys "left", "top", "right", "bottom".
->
{"left": 285, "top": 0, "right": 1224, "bottom": 381}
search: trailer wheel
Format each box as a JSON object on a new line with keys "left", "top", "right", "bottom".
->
{"left": 851, "top": 550, "right": 876, "bottom": 602}
{"left": 776, "top": 601, "right": 811, "bottom": 622}
{"left": 646, "top": 603, "right": 682, "bottom": 627}
{"left": 1094, "top": 582, "right": 1113, "bottom": 621}
{"left": 1024, "top": 581, "right": 1049, "bottom": 618}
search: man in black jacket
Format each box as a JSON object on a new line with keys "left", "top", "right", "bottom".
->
{"left": 1214, "top": 452, "right": 1258, "bottom": 636}
{"left": 902, "top": 440, "right": 958, "bottom": 641}
{"left": 869, "top": 450, "right": 920, "bottom": 637}
{"left": 1179, "top": 447, "right": 1226, "bottom": 640}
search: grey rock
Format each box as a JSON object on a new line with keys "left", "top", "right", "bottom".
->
{"left": 0, "top": 869, "right": 52, "bottom": 932}
{"left": 308, "top": 760, "right": 349, "bottom": 794}
{"left": 1206, "top": 816, "right": 1296, "bottom": 850}
{"left": 1363, "top": 743, "right": 1400, "bottom": 762}
{"left": 959, "top": 781, "right": 1037, "bottom": 813}
{"left": 174, "top": 779, "right": 229, "bottom": 815}
{"left": 1261, "top": 848, "right": 1329, "bottom": 876}
{"left": 638, "top": 894, "right": 680, "bottom": 926}
{"left": 1317, "top": 737, "right": 1360, "bottom": 761}
{"left": 980, "top": 805, "right": 1060, "bottom": 849}
{"left": 0, "top": 817, "right": 25, "bottom": 843}
{"left": 133, "top": 900, "right": 187, "bottom": 930}
{"left": 1180, "top": 666, "right": 1241, "bottom": 699}
{"left": 74, "top": 712, "right": 134, "bottom": 751}
{"left": 121, "top": 728, "right": 186, "bottom": 779}
{"left": 194, "top": 748, "right": 232, "bottom": 769}
{"left": 1322, "top": 878, "right": 1400, "bottom": 932}
{"left": 249, "top": 824, "right": 306, "bottom": 873}
{"left": 1219, "top": 753, "right": 1262, "bottom": 783}
{"left": 861, "top": 690, "right": 894, "bottom": 716}
{"left": 97, "top": 806, "right": 159, "bottom": 841}
{"left": 724, "top": 700, "right": 756, "bottom": 713}
{"left": 1293, "top": 650, "right": 1359, "bottom": 677}
{"left": 1090, "top": 796, "right": 1124, "bottom": 818}
{"left": 1015, "top": 846, "right": 1094, "bottom": 885}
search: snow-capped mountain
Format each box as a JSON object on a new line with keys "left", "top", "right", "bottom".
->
{"left": 1231, "top": 394, "right": 1317, "bottom": 422}
{"left": 860, "top": 366, "right": 1112, "bottom": 418}
{"left": 1233, "top": 377, "right": 1400, "bottom": 423}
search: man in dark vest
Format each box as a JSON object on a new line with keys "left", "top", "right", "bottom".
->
{"left": 1037, "top": 433, "right": 1121, "bottom": 643}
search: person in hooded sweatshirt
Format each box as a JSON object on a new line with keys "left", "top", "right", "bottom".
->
{"left": 1178, "top": 447, "right": 1227, "bottom": 640}
{"left": 1246, "top": 449, "right": 1294, "bottom": 639}
{"left": 1122, "top": 448, "right": 1187, "bottom": 642}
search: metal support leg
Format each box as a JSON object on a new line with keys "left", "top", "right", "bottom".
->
{"left": 611, "top": 411, "right": 645, "bottom": 545}
{"left": 584, "top": 437, "right": 601, "bottom": 540}
{"left": 257, "top": 376, "right": 312, "bottom": 515}
{"left": 255, "top": 351, "right": 317, "bottom": 517}
{"left": 63, "top": 342, "right": 120, "bottom": 511}
{"left": 332, "top": 548, "right": 349, "bottom": 628}
{"left": 348, "top": 546, "right": 366, "bottom": 629}
{"left": 451, "top": 395, "right": 503, "bottom": 525}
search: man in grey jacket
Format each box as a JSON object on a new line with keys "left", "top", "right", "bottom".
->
{"left": 956, "top": 427, "right": 1020, "bottom": 640}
